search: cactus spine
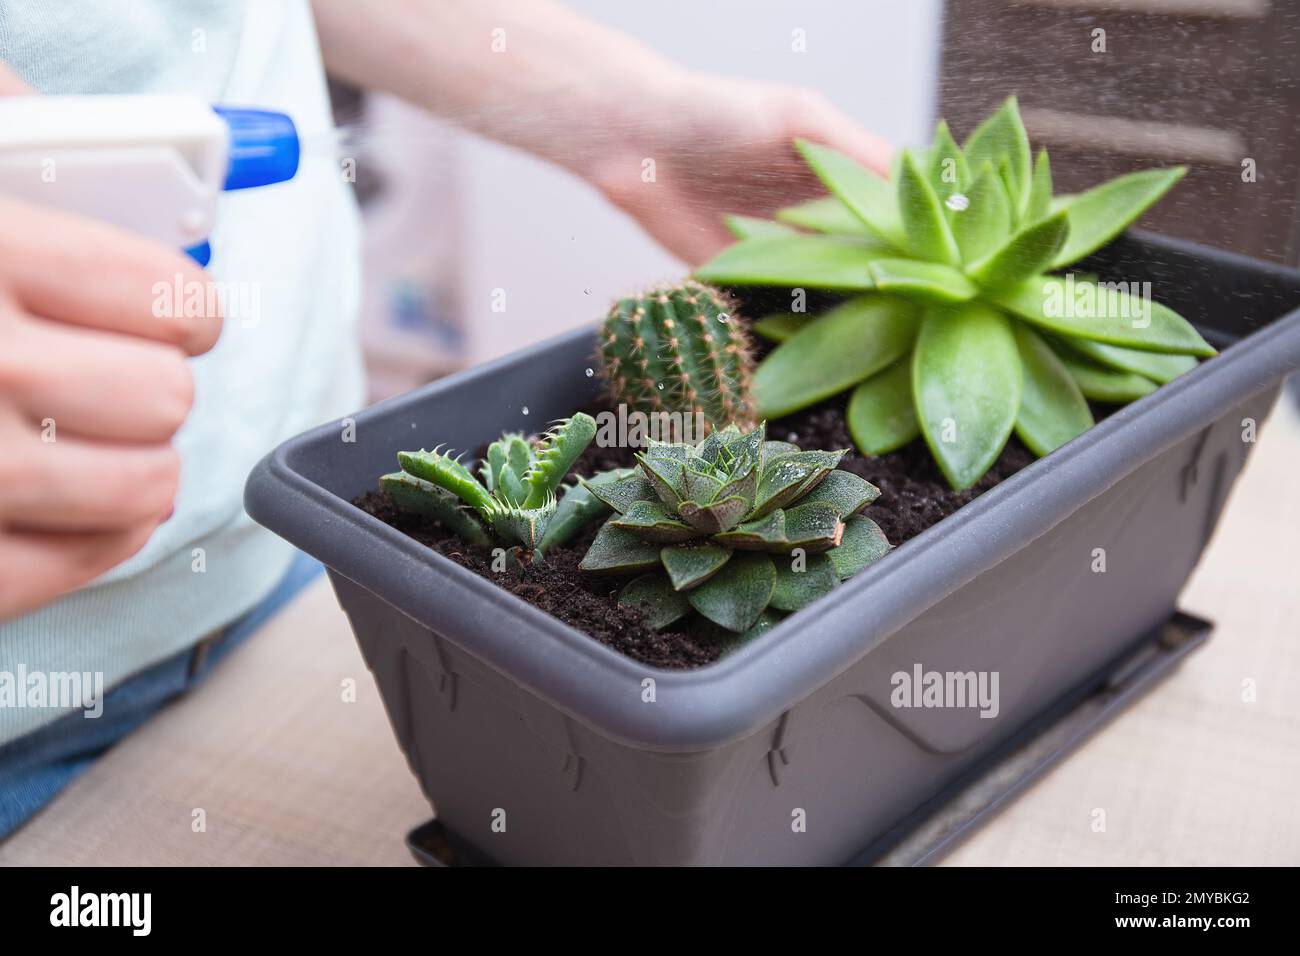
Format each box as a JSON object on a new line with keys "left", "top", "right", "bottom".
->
{"left": 598, "top": 280, "right": 757, "bottom": 436}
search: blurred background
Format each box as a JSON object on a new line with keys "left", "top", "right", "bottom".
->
{"left": 336, "top": 0, "right": 1299, "bottom": 400}
{"left": 3, "top": 0, "right": 1297, "bottom": 869}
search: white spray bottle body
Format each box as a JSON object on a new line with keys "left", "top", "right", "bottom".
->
{"left": 0, "top": 94, "right": 299, "bottom": 263}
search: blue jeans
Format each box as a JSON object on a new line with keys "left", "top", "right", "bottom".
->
{"left": 0, "top": 551, "right": 323, "bottom": 841}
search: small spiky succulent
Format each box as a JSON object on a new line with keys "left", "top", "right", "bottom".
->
{"left": 696, "top": 97, "right": 1215, "bottom": 490}
{"left": 579, "top": 422, "right": 890, "bottom": 637}
{"left": 598, "top": 281, "right": 757, "bottom": 437}
{"left": 381, "top": 413, "right": 597, "bottom": 559}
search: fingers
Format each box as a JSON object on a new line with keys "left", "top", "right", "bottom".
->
{"left": 0, "top": 62, "right": 30, "bottom": 95}
{"left": 0, "top": 415, "right": 180, "bottom": 532}
{"left": 0, "top": 76, "right": 198, "bottom": 620}
{"left": 597, "top": 172, "right": 733, "bottom": 266}
{"left": 0, "top": 384, "right": 169, "bottom": 616}
{"left": 648, "top": 215, "right": 733, "bottom": 268}
{"left": 0, "top": 196, "right": 223, "bottom": 357}
{"left": 0, "top": 522, "right": 159, "bottom": 619}
{"left": 1, "top": 310, "right": 195, "bottom": 443}
{"left": 788, "top": 90, "right": 894, "bottom": 177}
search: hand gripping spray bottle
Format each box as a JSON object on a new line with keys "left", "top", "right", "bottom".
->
{"left": 0, "top": 95, "right": 300, "bottom": 264}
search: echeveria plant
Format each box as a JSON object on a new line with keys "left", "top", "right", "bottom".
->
{"left": 381, "top": 413, "right": 597, "bottom": 560}
{"left": 696, "top": 97, "right": 1215, "bottom": 489}
{"left": 578, "top": 423, "right": 890, "bottom": 637}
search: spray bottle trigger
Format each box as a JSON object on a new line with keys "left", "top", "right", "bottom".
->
{"left": 185, "top": 242, "right": 212, "bottom": 267}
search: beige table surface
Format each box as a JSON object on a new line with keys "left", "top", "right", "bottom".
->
{"left": 3, "top": 397, "right": 1298, "bottom": 867}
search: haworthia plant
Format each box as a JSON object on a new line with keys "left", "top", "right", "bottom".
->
{"left": 578, "top": 422, "right": 890, "bottom": 640}
{"left": 698, "top": 96, "right": 1213, "bottom": 490}
{"left": 380, "top": 413, "right": 598, "bottom": 560}
{"left": 597, "top": 280, "right": 757, "bottom": 435}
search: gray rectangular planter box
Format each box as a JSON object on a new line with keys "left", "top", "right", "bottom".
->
{"left": 245, "top": 233, "right": 1300, "bottom": 865}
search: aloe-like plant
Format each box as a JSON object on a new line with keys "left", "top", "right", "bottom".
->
{"left": 696, "top": 97, "right": 1215, "bottom": 489}
{"left": 598, "top": 281, "right": 757, "bottom": 435}
{"left": 380, "top": 413, "right": 598, "bottom": 559}
{"left": 578, "top": 422, "right": 890, "bottom": 637}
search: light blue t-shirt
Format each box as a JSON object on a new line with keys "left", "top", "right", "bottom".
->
{"left": 0, "top": 0, "right": 365, "bottom": 744}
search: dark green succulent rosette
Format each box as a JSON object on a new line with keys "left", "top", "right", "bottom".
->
{"left": 578, "top": 422, "right": 890, "bottom": 639}
{"left": 697, "top": 96, "right": 1215, "bottom": 490}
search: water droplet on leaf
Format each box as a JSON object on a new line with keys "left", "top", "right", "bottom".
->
{"left": 945, "top": 193, "right": 970, "bottom": 212}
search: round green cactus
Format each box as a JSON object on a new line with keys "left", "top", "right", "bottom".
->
{"left": 578, "top": 422, "right": 890, "bottom": 637}
{"left": 697, "top": 97, "right": 1214, "bottom": 490}
{"left": 597, "top": 281, "right": 757, "bottom": 437}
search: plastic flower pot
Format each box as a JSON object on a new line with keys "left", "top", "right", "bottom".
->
{"left": 245, "top": 232, "right": 1300, "bottom": 865}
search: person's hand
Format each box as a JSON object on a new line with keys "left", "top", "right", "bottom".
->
{"left": 0, "top": 64, "right": 222, "bottom": 618}
{"left": 0, "top": 195, "right": 223, "bottom": 619}
{"left": 586, "top": 73, "right": 893, "bottom": 265}
{"left": 311, "top": 0, "right": 891, "bottom": 266}
{"left": 0, "top": 61, "right": 25, "bottom": 94}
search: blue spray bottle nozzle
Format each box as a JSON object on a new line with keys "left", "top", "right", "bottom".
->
{"left": 213, "top": 106, "right": 300, "bottom": 190}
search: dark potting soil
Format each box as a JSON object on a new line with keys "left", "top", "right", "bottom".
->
{"left": 352, "top": 396, "right": 1037, "bottom": 669}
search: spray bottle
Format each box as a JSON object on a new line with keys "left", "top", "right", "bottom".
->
{"left": 0, "top": 94, "right": 300, "bottom": 265}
